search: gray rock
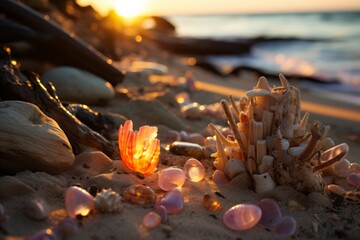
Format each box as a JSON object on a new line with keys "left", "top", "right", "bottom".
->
{"left": 0, "top": 101, "right": 75, "bottom": 173}
{"left": 41, "top": 66, "right": 114, "bottom": 104}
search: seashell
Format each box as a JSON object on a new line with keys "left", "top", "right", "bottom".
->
{"left": 326, "top": 184, "right": 346, "bottom": 196}
{"left": 0, "top": 203, "right": 5, "bottom": 223}
{"left": 118, "top": 120, "right": 160, "bottom": 174}
{"left": 223, "top": 204, "right": 262, "bottom": 231}
{"left": 202, "top": 193, "right": 222, "bottom": 212}
{"left": 331, "top": 159, "right": 351, "bottom": 178}
{"left": 183, "top": 158, "right": 205, "bottom": 182}
{"left": 257, "top": 198, "right": 282, "bottom": 227}
{"left": 65, "top": 186, "right": 95, "bottom": 218}
{"left": 224, "top": 158, "right": 246, "bottom": 179}
{"left": 143, "top": 211, "right": 161, "bottom": 228}
{"left": 54, "top": 218, "right": 78, "bottom": 238}
{"left": 287, "top": 145, "right": 306, "bottom": 157}
{"left": 307, "top": 192, "right": 332, "bottom": 208}
{"left": 158, "top": 167, "right": 186, "bottom": 191}
{"left": 273, "top": 216, "right": 296, "bottom": 237}
{"left": 253, "top": 172, "right": 276, "bottom": 193}
{"left": 25, "top": 199, "right": 49, "bottom": 221}
{"left": 212, "top": 170, "right": 230, "bottom": 185}
{"left": 170, "top": 141, "right": 204, "bottom": 159}
{"left": 255, "top": 76, "right": 271, "bottom": 91}
{"left": 95, "top": 189, "right": 122, "bottom": 213}
{"left": 164, "top": 130, "right": 180, "bottom": 143}
{"left": 320, "top": 143, "right": 349, "bottom": 162}
{"left": 188, "top": 133, "right": 205, "bottom": 146}
{"left": 246, "top": 89, "right": 271, "bottom": 98}
{"left": 160, "top": 188, "right": 184, "bottom": 214}
{"left": 346, "top": 173, "right": 360, "bottom": 187}
{"left": 153, "top": 205, "right": 168, "bottom": 223}
{"left": 349, "top": 163, "right": 360, "bottom": 175}
{"left": 122, "top": 184, "right": 156, "bottom": 206}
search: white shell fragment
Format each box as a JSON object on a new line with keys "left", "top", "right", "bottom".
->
{"left": 253, "top": 172, "right": 276, "bottom": 193}
{"left": 224, "top": 158, "right": 246, "bottom": 179}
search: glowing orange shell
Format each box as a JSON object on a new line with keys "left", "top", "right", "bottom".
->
{"left": 118, "top": 120, "right": 160, "bottom": 174}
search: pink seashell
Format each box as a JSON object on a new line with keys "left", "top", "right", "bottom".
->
{"left": 346, "top": 173, "right": 360, "bottom": 187}
{"left": 143, "top": 211, "right": 161, "bottom": 228}
{"left": 158, "top": 167, "right": 186, "bottom": 191}
{"left": 118, "top": 120, "right": 160, "bottom": 174}
{"left": 153, "top": 205, "right": 168, "bottom": 223}
{"left": 212, "top": 170, "right": 230, "bottom": 185}
{"left": 274, "top": 216, "right": 296, "bottom": 237}
{"left": 349, "top": 163, "right": 360, "bottom": 175}
{"left": 160, "top": 188, "right": 184, "bottom": 214}
{"left": 257, "top": 198, "right": 282, "bottom": 227}
{"left": 65, "top": 186, "right": 95, "bottom": 218}
{"left": 183, "top": 158, "right": 205, "bottom": 182}
{"left": 223, "top": 204, "right": 262, "bottom": 231}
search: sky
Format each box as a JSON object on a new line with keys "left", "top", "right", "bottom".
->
{"left": 77, "top": 0, "right": 360, "bottom": 17}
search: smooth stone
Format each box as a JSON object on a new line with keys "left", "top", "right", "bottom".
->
{"left": 153, "top": 205, "right": 168, "bottom": 223}
{"left": 0, "top": 176, "right": 35, "bottom": 199}
{"left": 332, "top": 159, "right": 351, "bottom": 178}
{"left": 143, "top": 211, "right": 161, "bottom": 228}
{"left": 183, "top": 158, "right": 205, "bottom": 182}
{"left": 346, "top": 173, "right": 360, "bottom": 187}
{"left": 223, "top": 204, "right": 262, "bottom": 231}
{"left": 65, "top": 186, "right": 95, "bottom": 218}
{"left": 349, "top": 163, "right": 360, "bottom": 175}
{"left": 170, "top": 141, "right": 204, "bottom": 159}
{"left": 164, "top": 130, "right": 181, "bottom": 143}
{"left": 158, "top": 167, "right": 186, "bottom": 191}
{"left": 0, "top": 101, "right": 74, "bottom": 173}
{"left": 73, "top": 151, "right": 112, "bottom": 175}
{"left": 224, "top": 158, "right": 246, "bottom": 179}
{"left": 326, "top": 184, "right": 346, "bottom": 196}
{"left": 181, "top": 103, "right": 203, "bottom": 120}
{"left": 41, "top": 66, "right": 114, "bottom": 104}
{"left": 212, "top": 170, "right": 230, "bottom": 185}
{"left": 202, "top": 193, "right": 222, "bottom": 212}
{"left": 54, "top": 218, "right": 78, "bottom": 238}
{"left": 25, "top": 199, "right": 49, "bottom": 221}
{"left": 160, "top": 188, "right": 184, "bottom": 214}
{"left": 257, "top": 198, "right": 282, "bottom": 227}
{"left": 274, "top": 216, "right": 297, "bottom": 237}
{"left": 122, "top": 184, "right": 156, "bottom": 206}
{"left": 187, "top": 133, "right": 205, "bottom": 146}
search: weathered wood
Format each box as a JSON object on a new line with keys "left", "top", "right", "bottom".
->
{"left": 0, "top": 47, "right": 114, "bottom": 156}
{"left": 0, "top": 0, "right": 124, "bottom": 86}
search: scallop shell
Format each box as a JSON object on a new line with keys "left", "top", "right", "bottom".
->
{"left": 95, "top": 189, "right": 122, "bottom": 213}
{"left": 253, "top": 172, "right": 276, "bottom": 193}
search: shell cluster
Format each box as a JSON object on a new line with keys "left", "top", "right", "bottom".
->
{"left": 210, "top": 74, "right": 350, "bottom": 194}
{"left": 118, "top": 120, "right": 160, "bottom": 174}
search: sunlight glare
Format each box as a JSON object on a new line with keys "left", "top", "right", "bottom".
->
{"left": 114, "top": 0, "right": 148, "bottom": 18}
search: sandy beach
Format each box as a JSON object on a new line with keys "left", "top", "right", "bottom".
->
{"left": 1, "top": 1, "right": 360, "bottom": 240}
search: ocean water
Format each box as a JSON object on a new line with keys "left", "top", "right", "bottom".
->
{"left": 168, "top": 12, "right": 360, "bottom": 95}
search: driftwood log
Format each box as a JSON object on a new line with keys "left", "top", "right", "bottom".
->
{"left": 0, "top": 47, "right": 114, "bottom": 156}
{"left": 0, "top": 0, "right": 124, "bottom": 86}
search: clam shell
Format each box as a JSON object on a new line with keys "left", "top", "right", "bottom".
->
{"left": 253, "top": 172, "right": 276, "bottom": 193}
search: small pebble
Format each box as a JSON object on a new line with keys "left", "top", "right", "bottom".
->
{"left": 160, "top": 188, "right": 184, "bottom": 214}
{"left": 164, "top": 130, "right": 181, "bottom": 143}
{"left": 65, "top": 186, "right": 95, "bottom": 218}
{"left": 143, "top": 211, "right": 161, "bottom": 228}
{"left": 183, "top": 158, "right": 205, "bottom": 182}
{"left": 346, "top": 173, "right": 360, "bottom": 187}
{"left": 202, "top": 193, "right": 222, "bottom": 212}
{"left": 212, "top": 170, "right": 230, "bottom": 185}
{"left": 170, "top": 141, "right": 204, "bottom": 159}
{"left": 158, "top": 167, "right": 186, "bottom": 191}
{"left": 153, "top": 205, "right": 168, "bottom": 223}
{"left": 54, "top": 218, "right": 78, "bottom": 238}
{"left": 326, "top": 184, "right": 346, "bottom": 196}
{"left": 349, "top": 163, "right": 360, "bottom": 174}
{"left": 25, "top": 199, "right": 49, "bottom": 221}
{"left": 122, "top": 184, "right": 156, "bottom": 206}
{"left": 274, "top": 216, "right": 296, "bottom": 237}
{"left": 223, "top": 204, "right": 262, "bottom": 231}
{"left": 187, "top": 133, "right": 205, "bottom": 145}
{"left": 257, "top": 198, "right": 282, "bottom": 227}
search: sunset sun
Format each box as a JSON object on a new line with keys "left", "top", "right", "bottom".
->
{"left": 113, "top": 0, "right": 148, "bottom": 18}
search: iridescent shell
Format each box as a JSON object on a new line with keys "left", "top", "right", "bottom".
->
{"left": 118, "top": 120, "right": 160, "bottom": 174}
{"left": 122, "top": 184, "right": 156, "bottom": 206}
{"left": 223, "top": 204, "right": 262, "bottom": 231}
{"left": 95, "top": 189, "right": 122, "bottom": 213}
{"left": 65, "top": 186, "right": 95, "bottom": 218}
{"left": 158, "top": 167, "right": 186, "bottom": 191}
